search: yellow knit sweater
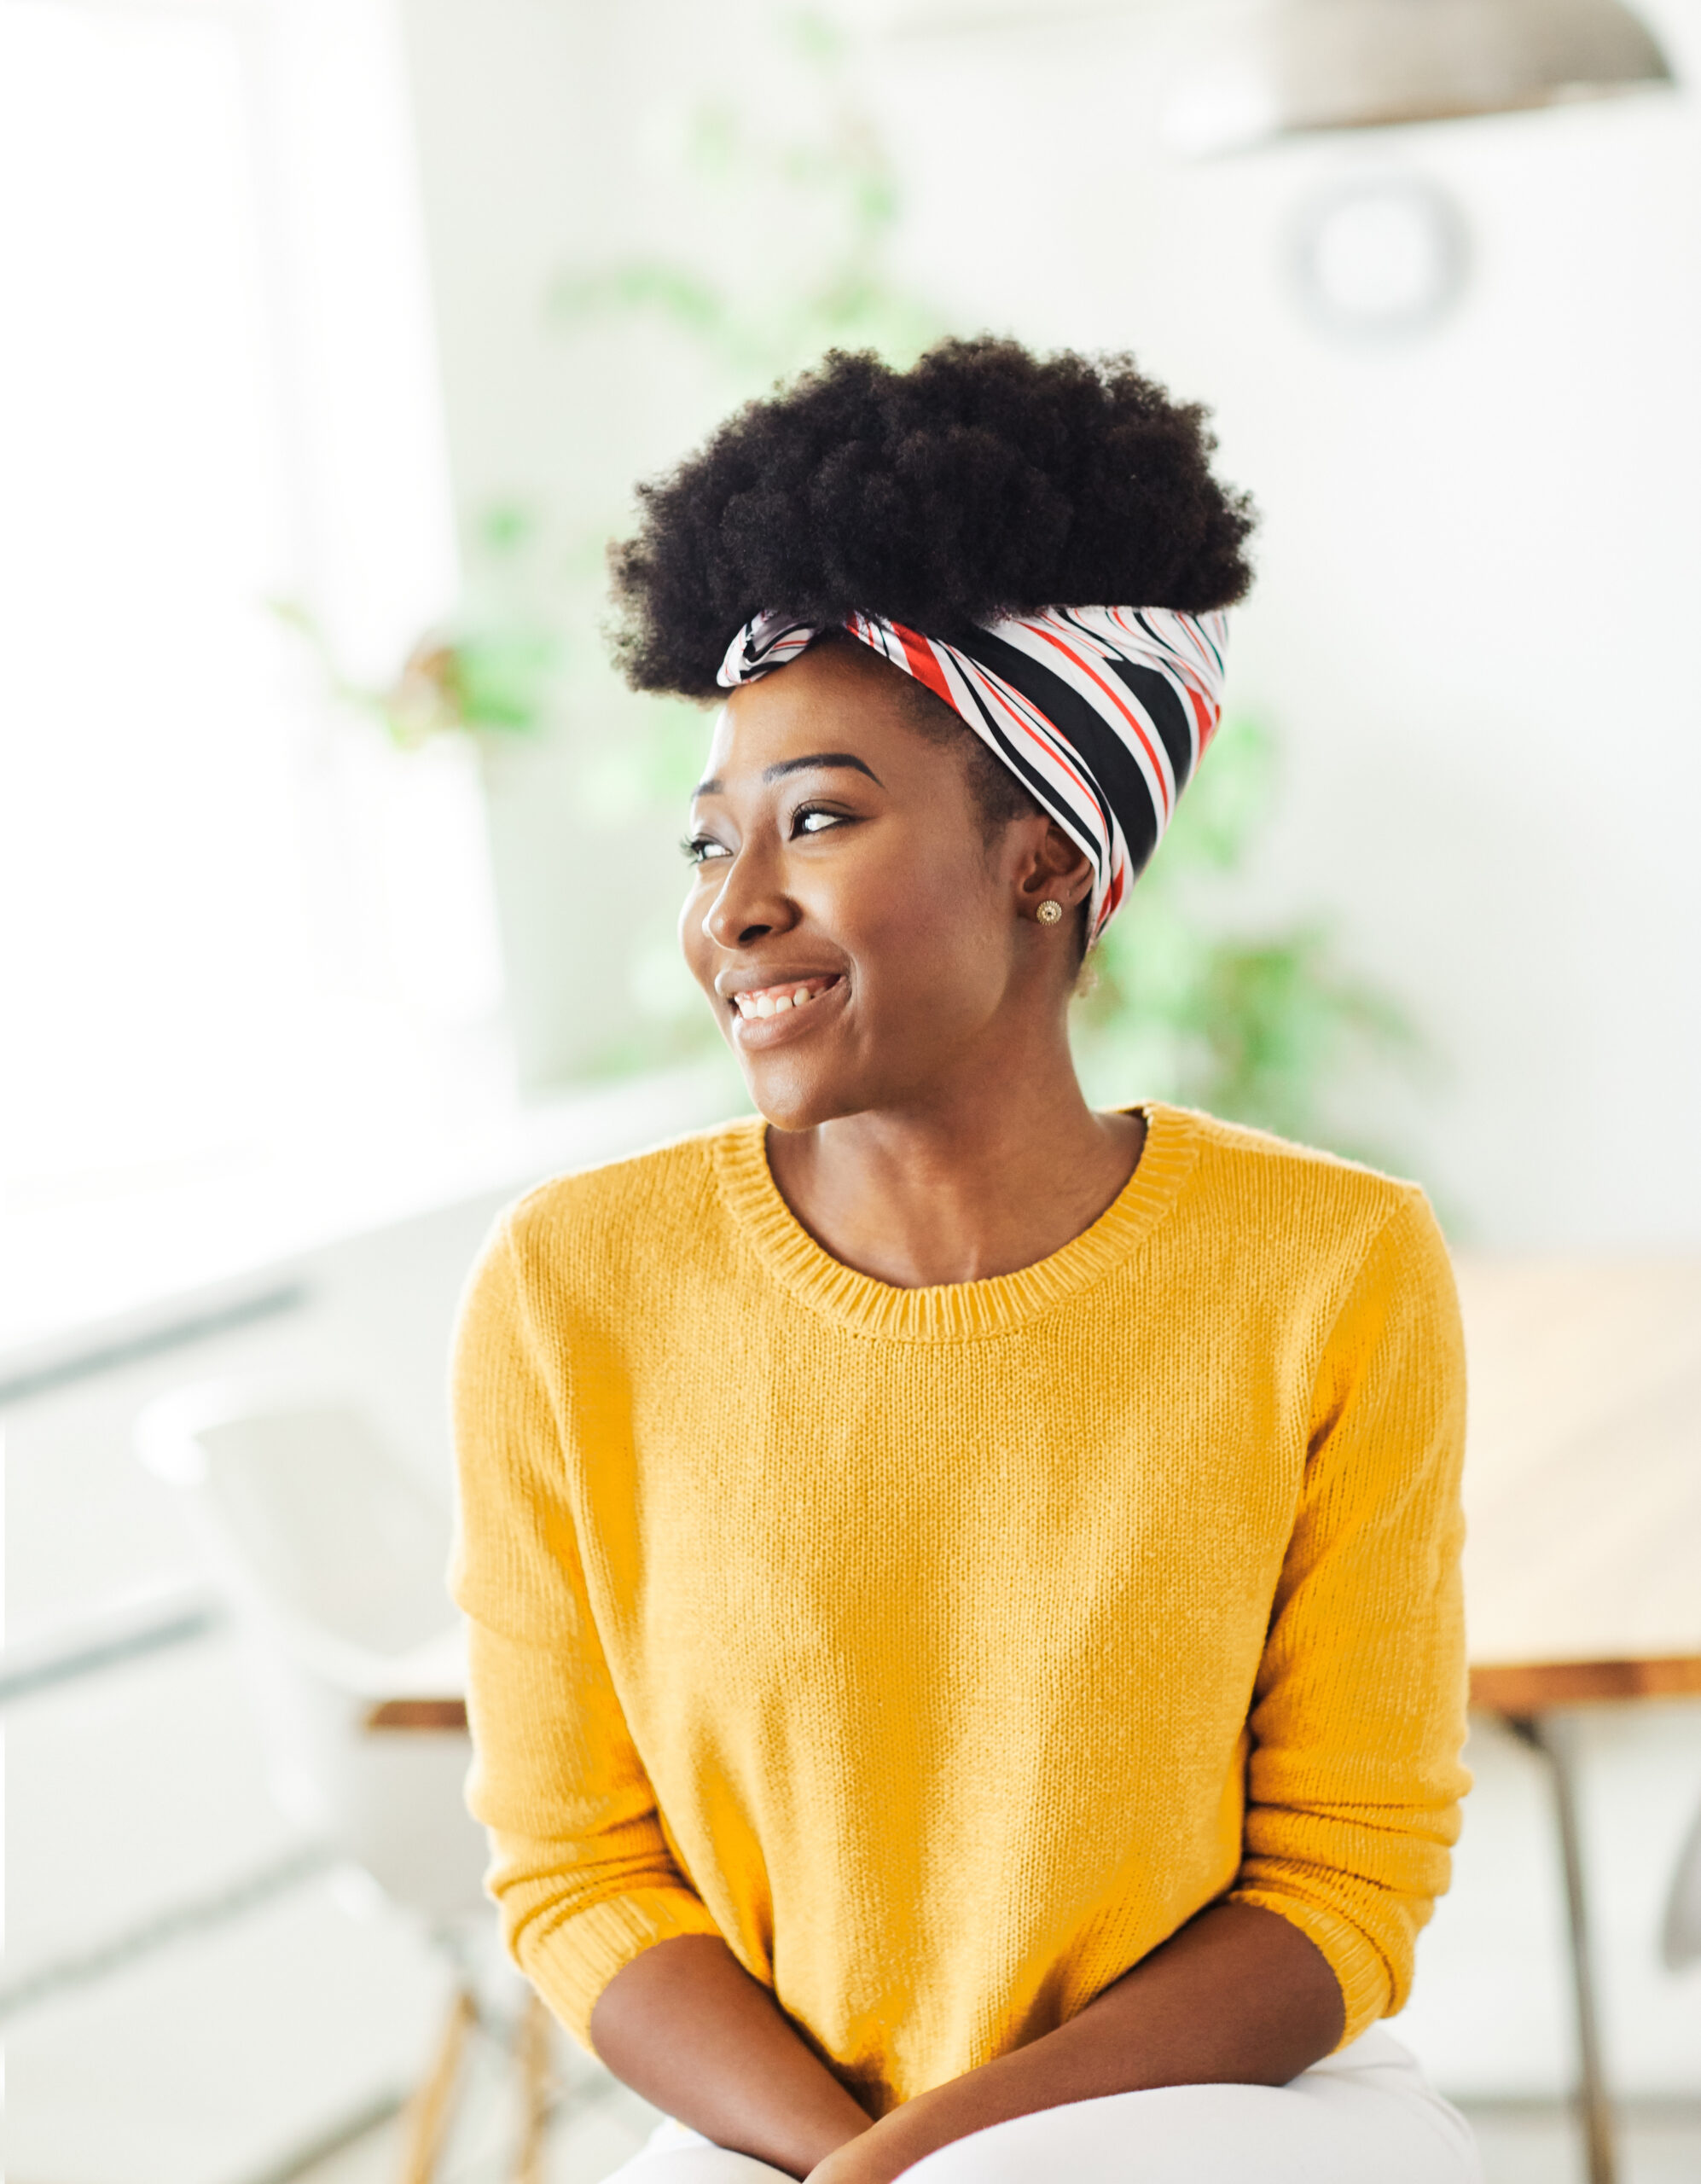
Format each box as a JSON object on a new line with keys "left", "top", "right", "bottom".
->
{"left": 451, "top": 1104, "right": 1469, "bottom": 2115}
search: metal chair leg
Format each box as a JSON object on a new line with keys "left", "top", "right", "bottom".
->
{"left": 398, "top": 1985, "right": 476, "bottom": 2184}
{"left": 1506, "top": 1713, "right": 1616, "bottom": 2184}
{"left": 513, "top": 1989, "right": 554, "bottom": 2184}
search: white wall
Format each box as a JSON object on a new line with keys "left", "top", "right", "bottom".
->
{"left": 398, "top": 0, "right": 1701, "bottom": 1247}
{"left": 398, "top": 0, "right": 757, "bottom": 1092}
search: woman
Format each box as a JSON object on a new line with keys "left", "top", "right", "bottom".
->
{"left": 452, "top": 340, "right": 1476, "bottom": 2184}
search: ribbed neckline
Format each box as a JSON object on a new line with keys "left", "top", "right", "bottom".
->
{"left": 708, "top": 1103, "right": 1199, "bottom": 1342}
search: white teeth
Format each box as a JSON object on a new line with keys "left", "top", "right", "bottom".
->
{"left": 731, "top": 980, "right": 833, "bottom": 1022}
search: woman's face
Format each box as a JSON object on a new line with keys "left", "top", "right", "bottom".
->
{"left": 680, "top": 641, "right": 1076, "bottom": 1130}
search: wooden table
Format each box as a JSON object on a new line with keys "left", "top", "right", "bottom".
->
{"left": 1455, "top": 1255, "right": 1701, "bottom": 2184}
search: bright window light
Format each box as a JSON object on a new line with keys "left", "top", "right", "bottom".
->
{"left": 0, "top": 0, "right": 496, "bottom": 1330}
{"left": 0, "top": 1, "right": 305, "bottom": 1195}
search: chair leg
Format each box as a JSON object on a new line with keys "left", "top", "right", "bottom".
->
{"left": 513, "top": 1989, "right": 554, "bottom": 2184}
{"left": 398, "top": 1985, "right": 476, "bottom": 2184}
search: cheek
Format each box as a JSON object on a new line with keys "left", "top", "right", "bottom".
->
{"left": 833, "top": 831, "right": 1004, "bottom": 996}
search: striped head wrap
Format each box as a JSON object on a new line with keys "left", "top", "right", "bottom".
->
{"left": 717, "top": 606, "right": 1229, "bottom": 939}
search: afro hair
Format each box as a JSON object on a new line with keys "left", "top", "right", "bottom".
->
{"left": 608, "top": 336, "right": 1255, "bottom": 698}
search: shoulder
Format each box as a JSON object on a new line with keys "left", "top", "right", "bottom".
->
{"left": 485, "top": 1114, "right": 759, "bottom": 1300}
{"left": 1160, "top": 1110, "right": 1460, "bottom": 1412}
{"left": 501, "top": 1112, "right": 756, "bottom": 1257}
{"left": 1170, "top": 1105, "right": 1429, "bottom": 1226}
{"left": 1161, "top": 1104, "right": 1452, "bottom": 1301}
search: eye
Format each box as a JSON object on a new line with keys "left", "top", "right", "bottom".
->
{"left": 794, "top": 804, "right": 850, "bottom": 837}
{"left": 681, "top": 834, "right": 731, "bottom": 865}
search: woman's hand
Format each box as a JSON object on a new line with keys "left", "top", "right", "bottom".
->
{"left": 803, "top": 2117, "right": 913, "bottom": 2184}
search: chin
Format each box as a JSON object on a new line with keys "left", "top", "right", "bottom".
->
{"left": 740, "top": 1063, "right": 845, "bottom": 1134}
{"left": 735, "top": 1044, "right": 885, "bottom": 1134}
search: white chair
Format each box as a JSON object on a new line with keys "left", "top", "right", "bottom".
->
{"left": 136, "top": 1379, "right": 554, "bottom": 2183}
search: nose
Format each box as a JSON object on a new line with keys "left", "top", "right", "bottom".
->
{"left": 700, "top": 844, "right": 798, "bottom": 951}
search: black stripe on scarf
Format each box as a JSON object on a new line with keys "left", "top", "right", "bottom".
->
{"left": 952, "top": 629, "right": 1162, "bottom": 877}
{"left": 1109, "top": 661, "right": 1193, "bottom": 793}
{"left": 945, "top": 669, "right": 1111, "bottom": 892}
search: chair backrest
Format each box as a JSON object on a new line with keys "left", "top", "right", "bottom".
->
{"left": 138, "top": 1381, "right": 455, "bottom": 1662}
{"left": 137, "top": 1380, "right": 489, "bottom": 1922}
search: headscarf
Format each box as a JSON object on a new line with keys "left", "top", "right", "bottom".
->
{"left": 717, "top": 605, "right": 1229, "bottom": 939}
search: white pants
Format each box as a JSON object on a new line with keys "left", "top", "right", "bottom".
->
{"left": 607, "top": 2027, "right": 1479, "bottom": 2184}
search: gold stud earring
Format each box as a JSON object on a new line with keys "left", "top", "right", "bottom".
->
{"left": 1036, "top": 899, "right": 1064, "bottom": 926}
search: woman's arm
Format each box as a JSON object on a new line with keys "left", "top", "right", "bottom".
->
{"left": 807, "top": 1902, "right": 1341, "bottom": 2184}
{"left": 591, "top": 1935, "right": 874, "bottom": 2178}
{"left": 454, "top": 1218, "right": 724, "bottom": 2040}
{"left": 587, "top": 1898, "right": 1338, "bottom": 2184}
{"left": 1226, "top": 1191, "right": 1471, "bottom": 2036}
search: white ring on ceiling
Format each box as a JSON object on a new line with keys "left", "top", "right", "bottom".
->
{"left": 1289, "top": 172, "right": 1471, "bottom": 340}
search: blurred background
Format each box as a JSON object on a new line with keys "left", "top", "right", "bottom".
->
{"left": 3, "top": 2, "right": 1699, "bottom": 2181}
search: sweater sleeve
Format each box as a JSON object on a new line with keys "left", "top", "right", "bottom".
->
{"left": 1226, "top": 1188, "right": 1471, "bottom": 2045}
{"left": 450, "top": 1214, "right": 723, "bottom": 2050}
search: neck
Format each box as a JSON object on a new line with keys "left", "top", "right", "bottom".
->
{"left": 765, "top": 1016, "right": 1144, "bottom": 1289}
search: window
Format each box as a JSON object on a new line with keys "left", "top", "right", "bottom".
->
{"left": 0, "top": 0, "right": 499, "bottom": 1340}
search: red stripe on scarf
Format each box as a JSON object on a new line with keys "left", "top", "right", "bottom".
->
{"left": 1028, "top": 624, "right": 1173, "bottom": 821}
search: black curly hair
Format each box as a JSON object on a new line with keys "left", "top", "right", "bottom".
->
{"left": 608, "top": 335, "right": 1255, "bottom": 701}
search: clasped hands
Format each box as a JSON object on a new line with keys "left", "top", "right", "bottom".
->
{"left": 800, "top": 2090, "right": 953, "bottom": 2184}
{"left": 590, "top": 1907, "right": 1346, "bottom": 2184}
{"left": 804, "top": 2134, "right": 905, "bottom": 2184}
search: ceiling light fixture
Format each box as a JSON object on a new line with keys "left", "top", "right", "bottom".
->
{"left": 1164, "top": 0, "right": 1675, "bottom": 156}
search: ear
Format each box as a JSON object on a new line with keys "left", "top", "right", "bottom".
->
{"left": 1015, "top": 821, "right": 1092, "bottom": 919}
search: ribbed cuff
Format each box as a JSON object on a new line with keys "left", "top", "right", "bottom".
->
{"left": 1225, "top": 1888, "right": 1392, "bottom": 2048}
{"left": 518, "top": 1886, "right": 725, "bottom": 2052}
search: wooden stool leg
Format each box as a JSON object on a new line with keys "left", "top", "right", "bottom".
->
{"left": 513, "top": 1989, "right": 554, "bottom": 2184}
{"left": 398, "top": 1986, "right": 476, "bottom": 2184}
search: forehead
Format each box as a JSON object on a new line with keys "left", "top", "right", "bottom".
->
{"left": 703, "top": 642, "right": 920, "bottom": 781}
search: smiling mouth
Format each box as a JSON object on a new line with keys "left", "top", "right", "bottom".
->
{"left": 729, "top": 974, "right": 841, "bottom": 1022}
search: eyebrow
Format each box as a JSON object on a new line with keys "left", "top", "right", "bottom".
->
{"left": 691, "top": 752, "right": 885, "bottom": 799}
